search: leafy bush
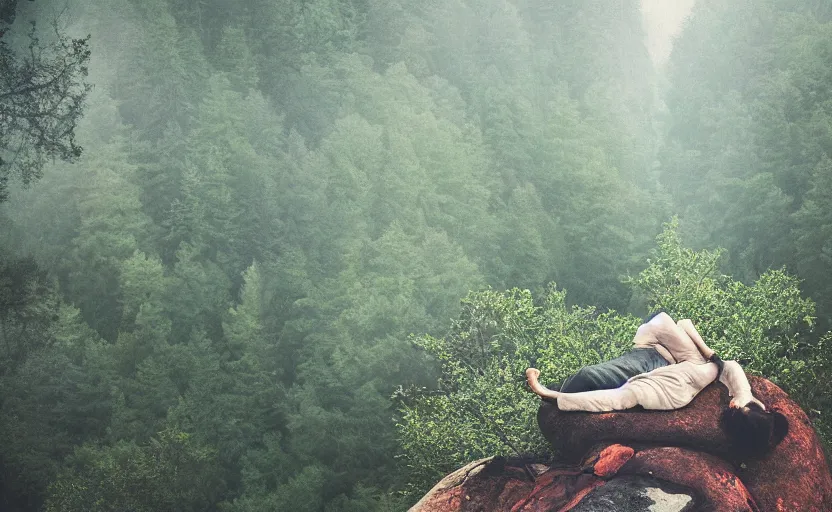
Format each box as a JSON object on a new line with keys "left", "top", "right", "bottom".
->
{"left": 394, "top": 286, "right": 640, "bottom": 495}
{"left": 44, "top": 428, "right": 224, "bottom": 512}
{"left": 396, "top": 219, "right": 831, "bottom": 497}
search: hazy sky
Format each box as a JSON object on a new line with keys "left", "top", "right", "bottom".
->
{"left": 641, "top": 0, "right": 696, "bottom": 66}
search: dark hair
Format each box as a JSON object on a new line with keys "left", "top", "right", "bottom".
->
{"left": 721, "top": 402, "right": 789, "bottom": 458}
{"left": 709, "top": 353, "right": 725, "bottom": 381}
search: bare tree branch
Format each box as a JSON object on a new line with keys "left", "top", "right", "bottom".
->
{"left": 0, "top": 6, "right": 90, "bottom": 200}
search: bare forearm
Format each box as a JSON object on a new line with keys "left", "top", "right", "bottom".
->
{"left": 719, "top": 360, "right": 754, "bottom": 406}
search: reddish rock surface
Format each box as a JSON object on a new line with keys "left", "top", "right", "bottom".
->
{"left": 538, "top": 376, "right": 832, "bottom": 510}
{"left": 409, "top": 445, "right": 757, "bottom": 511}
{"left": 737, "top": 379, "right": 830, "bottom": 512}
{"left": 617, "top": 446, "right": 758, "bottom": 511}
{"left": 408, "top": 457, "right": 555, "bottom": 512}
{"left": 407, "top": 456, "right": 604, "bottom": 512}
{"left": 411, "top": 377, "right": 832, "bottom": 511}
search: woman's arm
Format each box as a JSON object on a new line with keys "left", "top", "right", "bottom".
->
{"left": 677, "top": 318, "right": 716, "bottom": 359}
{"left": 641, "top": 312, "right": 699, "bottom": 362}
{"left": 719, "top": 360, "right": 765, "bottom": 410}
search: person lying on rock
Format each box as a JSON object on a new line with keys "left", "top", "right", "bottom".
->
{"left": 552, "top": 310, "right": 705, "bottom": 395}
{"left": 525, "top": 312, "right": 788, "bottom": 456}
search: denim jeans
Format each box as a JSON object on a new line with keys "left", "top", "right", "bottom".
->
{"left": 559, "top": 347, "right": 670, "bottom": 393}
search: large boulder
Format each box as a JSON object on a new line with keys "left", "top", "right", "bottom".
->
{"left": 409, "top": 445, "right": 754, "bottom": 511}
{"left": 410, "top": 377, "right": 832, "bottom": 511}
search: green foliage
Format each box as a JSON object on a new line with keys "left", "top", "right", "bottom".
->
{"left": 223, "top": 262, "right": 265, "bottom": 359}
{"left": 112, "top": 0, "right": 209, "bottom": 139}
{"left": 493, "top": 183, "right": 562, "bottom": 292}
{"left": 44, "top": 428, "right": 224, "bottom": 512}
{"left": 0, "top": 257, "right": 57, "bottom": 372}
{"left": 118, "top": 250, "right": 171, "bottom": 329}
{"left": 628, "top": 219, "right": 815, "bottom": 374}
{"left": 0, "top": 300, "right": 113, "bottom": 510}
{"left": 169, "top": 241, "right": 232, "bottom": 341}
{"left": 629, "top": 218, "right": 831, "bottom": 443}
{"left": 8, "top": 1, "right": 832, "bottom": 511}
{"left": 396, "top": 286, "right": 639, "bottom": 496}
{"left": 659, "top": 0, "right": 832, "bottom": 299}
{"left": 397, "top": 220, "right": 830, "bottom": 497}
{"left": 215, "top": 25, "right": 259, "bottom": 92}
{"left": 794, "top": 157, "right": 832, "bottom": 327}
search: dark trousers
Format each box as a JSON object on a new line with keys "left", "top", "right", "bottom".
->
{"left": 559, "top": 347, "right": 669, "bottom": 393}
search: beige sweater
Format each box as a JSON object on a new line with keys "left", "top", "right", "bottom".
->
{"left": 631, "top": 314, "right": 708, "bottom": 365}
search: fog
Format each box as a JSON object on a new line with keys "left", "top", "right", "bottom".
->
{"left": 1, "top": 1, "right": 830, "bottom": 510}
{"left": 641, "top": 0, "right": 695, "bottom": 66}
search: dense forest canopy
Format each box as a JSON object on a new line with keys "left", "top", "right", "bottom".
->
{"left": 0, "top": 0, "right": 830, "bottom": 510}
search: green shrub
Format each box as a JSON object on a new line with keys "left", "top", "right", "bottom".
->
{"left": 396, "top": 219, "right": 830, "bottom": 497}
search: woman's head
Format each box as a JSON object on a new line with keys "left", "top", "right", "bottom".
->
{"left": 721, "top": 402, "right": 789, "bottom": 458}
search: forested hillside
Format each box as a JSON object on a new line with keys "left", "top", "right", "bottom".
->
{"left": 0, "top": 0, "right": 830, "bottom": 510}
{"left": 660, "top": 0, "right": 832, "bottom": 324}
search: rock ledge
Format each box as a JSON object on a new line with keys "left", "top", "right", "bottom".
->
{"left": 410, "top": 377, "right": 832, "bottom": 511}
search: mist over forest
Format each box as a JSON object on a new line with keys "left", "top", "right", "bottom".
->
{"left": 1, "top": 0, "right": 832, "bottom": 510}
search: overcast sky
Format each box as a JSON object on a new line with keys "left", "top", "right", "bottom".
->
{"left": 641, "top": 0, "right": 696, "bottom": 66}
